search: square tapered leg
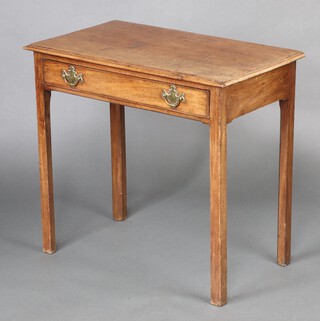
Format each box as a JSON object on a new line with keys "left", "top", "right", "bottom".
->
{"left": 110, "top": 103, "right": 127, "bottom": 221}
{"left": 209, "top": 88, "right": 228, "bottom": 306}
{"left": 277, "top": 63, "right": 296, "bottom": 266}
{"left": 34, "top": 53, "right": 56, "bottom": 254}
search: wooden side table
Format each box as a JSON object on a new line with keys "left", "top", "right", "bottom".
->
{"left": 24, "top": 21, "right": 304, "bottom": 306}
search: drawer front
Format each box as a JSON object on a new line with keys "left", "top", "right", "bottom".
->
{"left": 42, "top": 60, "right": 209, "bottom": 118}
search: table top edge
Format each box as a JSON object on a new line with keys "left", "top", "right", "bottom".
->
{"left": 23, "top": 44, "right": 304, "bottom": 88}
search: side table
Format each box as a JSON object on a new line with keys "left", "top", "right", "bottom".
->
{"left": 24, "top": 21, "right": 304, "bottom": 306}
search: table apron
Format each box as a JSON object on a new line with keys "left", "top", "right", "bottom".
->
{"left": 42, "top": 58, "right": 210, "bottom": 122}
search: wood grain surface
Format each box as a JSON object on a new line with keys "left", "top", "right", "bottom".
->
{"left": 226, "top": 64, "right": 290, "bottom": 122}
{"left": 24, "top": 20, "right": 304, "bottom": 87}
{"left": 42, "top": 59, "right": 209, "bottom": 119}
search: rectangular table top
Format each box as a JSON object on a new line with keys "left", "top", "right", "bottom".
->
{"left": 24, "top": 20, "right": 304, "bottom": 87}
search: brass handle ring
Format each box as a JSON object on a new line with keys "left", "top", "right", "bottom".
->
{"left": 62, "top": 66, "right": 83, "bottom": 88}
{"left": 161, "top": 85, "right": 185, "bottom": 108}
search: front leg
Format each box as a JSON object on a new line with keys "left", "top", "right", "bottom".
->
{"left": 34, "top": 53, "right": 56, "bottom": 254}
{"left": 209, "top": 88, "right": 228, "bottom": 306}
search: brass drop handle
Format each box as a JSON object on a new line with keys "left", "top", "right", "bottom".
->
{"left": 62, "top": 66, "right": 83, "bottom": 88}
{"left": 161, "top": 85, "right": 185, "bottom": 108}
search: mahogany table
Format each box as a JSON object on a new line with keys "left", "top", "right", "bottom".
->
{"left": 24, "top": 21, "right": 304, "bottom": 306}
